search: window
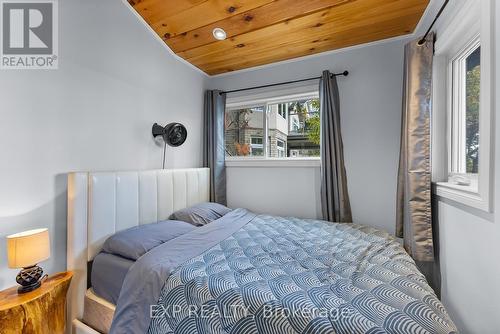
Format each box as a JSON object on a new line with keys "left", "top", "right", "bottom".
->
{"left": 250, "top": 136, "right": 264, "bottom": 156}
{"left": 432, "top": 0, "right": 492, "bottom": 212}
{"left": 291, "top": 119, "right": 299, "bottom": 132}
{"left": 224, "top": 106, "right": 264, "bottom": 157}
{"left": 224, "top": 92, "right": 321, "bottom": 162}
{"left": 450, "top": 40, "right": 480, "bottom": 178}
{"left": 269, "top": 98, "right": 320, "bottom": 158}
{"left": 277, "top": 139, "right": 285, "bottom": 158}
{"left": 277, "top": 103, "right": 288, "bottom": 119}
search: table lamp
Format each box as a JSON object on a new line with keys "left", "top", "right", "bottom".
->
{"left": 6, "top": 228, "right": 50, "bottom": 293}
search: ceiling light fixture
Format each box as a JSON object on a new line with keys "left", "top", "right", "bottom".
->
{"left": 212, "top": 28, "right": 227, "bottom": 40}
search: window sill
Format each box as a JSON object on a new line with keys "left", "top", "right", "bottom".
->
{"left": 225, "top": 158, "right": 321, "bottom": 168}
{"left": 434, "top": 181, "right": 490, "bottom": 212}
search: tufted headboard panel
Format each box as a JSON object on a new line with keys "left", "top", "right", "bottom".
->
{"left": 85, "top": 168, "right": 209, "bottom": 260}
{"left": 67, "top": 168, "right": 209, "bottom": 331}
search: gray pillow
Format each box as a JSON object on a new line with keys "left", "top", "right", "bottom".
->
{"left": 102, "top": 220, "right": 195, "bottom": 260}
{"left": 171, "top": 202, "right": 232, "bottom": 226}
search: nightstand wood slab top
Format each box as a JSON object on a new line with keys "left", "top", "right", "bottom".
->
{"left": 0, "top": 271, "right": 73, "bottom": 334}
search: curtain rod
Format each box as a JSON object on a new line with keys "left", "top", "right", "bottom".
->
{"left": 220, "top": 70, "right": 349, "bottom": 95}
{"left": 418, "top": 0, "right": 449, "bottom": 45}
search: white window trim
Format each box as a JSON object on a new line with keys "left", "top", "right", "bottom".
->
{"left": 225, "top": 158, "right": 321, "bottom": 168}
{"left": 226, "top": 83, "right": 318, "bottom": 109}
{"left": 226, "top": 91, "right": 319, "bottom": 110}
{"left": 226, "top": 85, "right": 320, "bottom": 166}
{"left": 432, "top": 0, "right": 493, "bottom": 212}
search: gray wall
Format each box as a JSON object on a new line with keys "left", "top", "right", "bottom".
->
{"left": 0, "top": 0, "right": 207, "bottom": 289}
{"left": 210, "top": 38, "right": 407, "bottom": 234}
{"left": 226, "top": 166, "right": 322, "bottom": 219}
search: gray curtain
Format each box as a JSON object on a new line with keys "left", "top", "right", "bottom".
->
{"left": 203, "top": 90, "right": 227, "bottom": 205}
{"left": 320, "top": 70, "right": 352, "bottom": 223}
{"left": 396, "top": 34, "right": 435, "bottom": 263}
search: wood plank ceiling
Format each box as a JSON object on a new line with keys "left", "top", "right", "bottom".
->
{"left": 129, "top": 0, "right": 429, "bottom": 75}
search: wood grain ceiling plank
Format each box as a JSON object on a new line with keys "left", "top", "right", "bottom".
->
{"left": 205, "top": 15, "right": 418, "bottom": 74}
{"left": 180, "top": 0, "right": 426, "bottom": 62}
{"left": 187, "top": 0, "right": 425, "bottom": 61}
{"left": 194, "top": 6, "right": 421, "bottom": 68}
{"left": 147, "top": 0, "right": 275, "bottom": 38}
{"left": 128, "top": 0, "right": 430, "bottom": 74}
{"left": 178, "top": 8, "right": 332, "bottom": 60}
{"left": 165, "top": 0, "right": 351, "bottom": 53}
{"left": 201, "top": 12, "right": 419, "bottom": 73}
{"left": 130, "top": 0, "right": 208, "bottom": 21}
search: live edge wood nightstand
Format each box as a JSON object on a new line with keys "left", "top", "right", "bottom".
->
{"left": 0, "top": 271, "right": 73, "bottom": 334}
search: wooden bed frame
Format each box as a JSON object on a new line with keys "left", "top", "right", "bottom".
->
{"left": 66, "top": 168, "right": 210, "bottom": 334}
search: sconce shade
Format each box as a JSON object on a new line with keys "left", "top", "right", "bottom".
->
{"left": 152, "top": 123, "right": 187, "bottom": 147}
{"left": 7, "top": 228, "right": 50, "bottom": 269}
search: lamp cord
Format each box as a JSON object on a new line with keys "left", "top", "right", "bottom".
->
{"left": 162, "top": 141, "right": 167, "bottom": 169}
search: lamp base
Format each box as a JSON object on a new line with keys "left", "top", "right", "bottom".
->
{"left": 16, "top": 265, "right": 43, "bottom": 294}
{"left": 17, "top": 280, "right": 41, "bottom": 293}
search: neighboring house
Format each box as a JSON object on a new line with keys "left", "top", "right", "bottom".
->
{"left": 225, "top": 100, "right": 319, "bottom": 158}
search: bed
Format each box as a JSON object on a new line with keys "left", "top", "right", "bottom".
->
{"left": 67, "top": 168, "right": 457, "bottom": 334}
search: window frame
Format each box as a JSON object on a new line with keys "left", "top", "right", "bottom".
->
{"left": 249, "top": 136, "right": 264, "bottom": 157}
{"left": 225, "top": 86, "right": 321, "bottom": 168}
{"left": 432, "top": 0, "right": 493, "bottom": 212}
{"left": 276, "top": 139, "right": 286, "bottom": 158}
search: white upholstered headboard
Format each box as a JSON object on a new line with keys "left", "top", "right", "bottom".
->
{"left": 66, "top": 168, "right": 209, "bottom": 332}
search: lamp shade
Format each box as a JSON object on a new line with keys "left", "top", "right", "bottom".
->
{"left": 7, "top": 228, "right": 50, "bottom": 269}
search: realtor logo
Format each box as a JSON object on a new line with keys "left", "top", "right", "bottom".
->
{"left": 1, "top": 0, "right": 58, "bottom": 69}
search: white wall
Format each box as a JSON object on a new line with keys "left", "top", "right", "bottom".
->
{"left": 227, "top": 166, "right": 321, "bottom": 219}
{"left": 210, "top": 38, "right": 407, "bottom": 232}
{"left": 0, "top": 0, "right": 207, "bottom": 289}
{"left": 422, "top": 0, "right": 500, "bottom": 332}
{"left": 436, "top": 200, "right": 500, "bottom": 332}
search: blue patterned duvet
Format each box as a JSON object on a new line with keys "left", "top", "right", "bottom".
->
{"left": 145, "top": 214, "right": 457, "bottom": 334}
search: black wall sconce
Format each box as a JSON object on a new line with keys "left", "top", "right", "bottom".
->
{"left": 152, "top": 123, "right": 188, "bottom": 168}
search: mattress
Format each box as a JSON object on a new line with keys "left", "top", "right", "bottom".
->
{"left": 91, "top": 252, "right": 134, "bottom": 305}
{"left": 111, "top": 209, "right": 458, "bottom": 334}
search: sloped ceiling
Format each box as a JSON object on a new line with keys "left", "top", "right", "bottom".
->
{"left": 129, "top": 0, "right": 429, "bottom": 75}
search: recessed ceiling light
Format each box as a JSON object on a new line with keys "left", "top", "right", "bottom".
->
{"left": 212, "top": 28, "right": 227, "bottom": 40}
